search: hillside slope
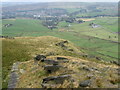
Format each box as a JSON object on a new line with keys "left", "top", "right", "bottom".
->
{"left": 2, "top": 36, "right": 83, "bottom": 88}
{"left": 2, "top": 36, "right": 119, "bottom": 88}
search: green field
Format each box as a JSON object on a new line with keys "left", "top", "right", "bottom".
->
{"left": 2, "top": 19, "right": 50, "bottom": 37}
{"left": 62, "top": 17, "right": 118, "bottom": 41}
{"left": 2, "top": 17, "right": 119, "bottom": 61}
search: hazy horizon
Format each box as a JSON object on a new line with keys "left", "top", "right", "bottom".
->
{"left": 1, "top": 0, "right": 119, "bottom": 2}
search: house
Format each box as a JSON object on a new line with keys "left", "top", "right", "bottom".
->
{"left": 89, "top": 23, "right": 101, "bottom": 28}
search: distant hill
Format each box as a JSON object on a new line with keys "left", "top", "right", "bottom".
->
{"left": 2, "top": 2, "right": 118, "bottom": 15}
{"left": 2, "top": 2, "right": 37, "bottom": 7}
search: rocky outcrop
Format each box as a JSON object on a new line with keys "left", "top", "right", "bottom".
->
{"left": 55, "top": 41, "right": 69, "bottom": 50}
{"left": 14, "top": 55, "right": 119, "bottom": 88}
{"left": 55, "top": 41, "right": 68, "bottom": 46}
{"left": 34, "top": 55, "right": 72, "bottom": 88}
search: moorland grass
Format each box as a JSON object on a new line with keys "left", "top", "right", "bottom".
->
{"left": 2, "top": 36, "right": 84, "bottom": 88}
{"left": 2, "top": 39, "right": 31, "bottom": 88}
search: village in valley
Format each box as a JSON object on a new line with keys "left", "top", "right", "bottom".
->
{"left": 1, "top": 2, "right": 119, "bottom": 88}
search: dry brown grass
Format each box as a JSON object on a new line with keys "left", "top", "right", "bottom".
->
{"left": 16, "top": 55, "right": 119, "bottom": 88}
{"left": 15, "top": 36, "right": 82, "bottom": 57}
{"left": 76, "top": 18, "right": 95, "bottom": 22}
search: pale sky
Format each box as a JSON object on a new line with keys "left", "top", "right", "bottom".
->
{"left": 1, "top": 0, "right": 120, "bottom": 2}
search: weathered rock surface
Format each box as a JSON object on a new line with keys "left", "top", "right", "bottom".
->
{"left": 55, "top": 41, "right": 68, "bottom": 46}
{"left": 44, "top": 65, "right": 62, "bottom": 73}
{"left": 34, "top": 55, "right": 46, "bottom": 61}
{"left": 55, "top": 41, "right": 68, "bottom": 50}
{"left": 110, "top": 60, "right": 120, "bottom": 66}
{"left": 56, "top": 57, "right": 69, "bottom": 63}
{"left": 42, "top": 75, "right": 71, "bottom": 84}
{"left": 8, "top": 72, "right": 19, "bottom": 88}
{"left": 41, "top": 59, "right": 59, "bottom": 65}
{"left": 41, "top": 83, "right": 57, "bottom": 88}
{"left": 56, "top": 57, "right": 68, "bottom": 60}
{"left": 79, "top": 80, "right": 91, "bottom": 87}
{"left": 8, "top": 62, "right": 20, "bottom": 88}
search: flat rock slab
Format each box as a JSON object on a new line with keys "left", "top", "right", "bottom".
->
{"left": 41, "top": 83, "right": 57, "bottom": 88}
{"left": 42, "top": 75, "right": 71, "bottom": 84}
{"left": 56, "top": 57, "right": 69, "bottom": 63}
{"left": 8, "top": 62, "right": 20, "bottom": 88}
{"left": 44, "top": 65, "right": 62, "bottom": 73}
{"left": 8, "top": 72, "right": 19, "bottom": 88}
{"left": 56, "top": 57, "right": 68, "bottom": 60}
{"left": 41, "top": 59, "right": 59, "bottom": 65}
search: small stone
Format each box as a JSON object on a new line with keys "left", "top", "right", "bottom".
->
{"left": 83, "top": 66, "right": 92, "bottom": 71}
{"left": 72, "top": 62, "right": 77, "bottom": 64}
{"left": 56, "top": 57, "right": 68, "bottom": 60}
{"left": 87, "top": 74, "right": 94, "bottom": 79}
{"left": 34, "top": 55, "right": 46, "bottom": 61}
{"left": 79, "top": 80, "right": 91, "bottom": 87}
{"left": 20, "top": 69, "right": 26, "bottom": 74}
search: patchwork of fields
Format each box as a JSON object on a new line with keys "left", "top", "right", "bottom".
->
{"left": 2, "top": 17, "right": 119, "bottom": 61}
